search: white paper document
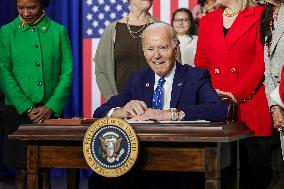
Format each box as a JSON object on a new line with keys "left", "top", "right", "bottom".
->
{"left": 127, "top": 120, "right": 210, "bottom": 124}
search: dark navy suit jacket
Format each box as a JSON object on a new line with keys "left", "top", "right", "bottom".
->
{"left": 93, "top": 63, "right": 227, "bottom": 121}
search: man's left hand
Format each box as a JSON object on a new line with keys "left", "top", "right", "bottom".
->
{"left": 129, "top": 108, "right": 171, "bottom": 121}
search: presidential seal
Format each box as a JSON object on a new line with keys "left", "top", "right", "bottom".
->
{"left": 83, "top": 117, "right": 139, "bottom": 177}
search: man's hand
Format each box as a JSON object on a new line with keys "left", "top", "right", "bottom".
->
{"left": 216, "top": 89, "right": 238, "bottom": 103}
{"left": 28, "top": 106, "right": 52, "bottom": 123}
{"left": 112, "top": 100, "right": 147, "bottom": 119}
{"left": 271, "top": 106, "right": 284, "bottom": 129}
{"left": 129, "top": 108, "right": 171, "bottom": 121}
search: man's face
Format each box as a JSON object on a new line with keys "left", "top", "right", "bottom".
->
{"left": 17, "top": 0, "right": 44, "bottom": 26}
{"left": 143, "top": 28, "right": 178, "bottom": 77}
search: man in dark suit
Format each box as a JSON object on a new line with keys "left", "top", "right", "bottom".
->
{"left": 93, "top": 22, "right": 227, "bottom": 122}
{"left": 90, "top": 22, "right": 227, "bottom": 189}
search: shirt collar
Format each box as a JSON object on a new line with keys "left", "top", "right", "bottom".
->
{"left": 17, "top": 15, "right": 50, "bottom": 33}
{"left": 154, "top": 64, "right": 176, "bottom": 84}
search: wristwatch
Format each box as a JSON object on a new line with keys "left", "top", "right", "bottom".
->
{"left": 169, "top": 108, "right": 178, "bottom": 121}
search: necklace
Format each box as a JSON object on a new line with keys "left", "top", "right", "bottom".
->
{"left": 223, "top": 9, "right": 239, "bottom": 17}
{"left": 20, "top": 11, "right": 46, "bottom": 27}
{"left": 126, "top": 14, "right": 150, "bottom": 39}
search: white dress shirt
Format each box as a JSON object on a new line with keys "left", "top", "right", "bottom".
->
{"left": 154, "top": 64, "right": 176, "bottom": 110}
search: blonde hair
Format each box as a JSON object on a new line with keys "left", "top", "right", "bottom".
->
{"left": 236, "top": 0, "right": 257, "bottom": 11}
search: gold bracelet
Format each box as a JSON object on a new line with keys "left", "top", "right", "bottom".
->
{"left": 27, "top": 106, "right": 34, "bottom": 113}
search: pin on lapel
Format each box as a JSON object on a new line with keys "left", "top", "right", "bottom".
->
{"left": 145, "top": 83, "right": 149, "bottom": 87}
{"left": 178, "top": 83, "right": 183, "bottom": 87}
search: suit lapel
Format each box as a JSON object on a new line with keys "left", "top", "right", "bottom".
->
{"left": 209, "top": 10, "right": 233, "bottom": 66}
{"left": 143, "top": 70, "right": 155, "bottom": 108}
{"left": 225, "top": 8, "right": 257, "bottom": 51}
{"left": 210, "top": 10, "right": 227, "bottom": 52}
{"left": 270, "top": 6, "right": 284, "bottom": 55}
{"left": 170, "top": 63, "right": 184, "bottom": 108}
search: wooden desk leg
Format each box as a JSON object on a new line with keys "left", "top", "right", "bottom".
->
{"left": 205, "top": 147, "right": 221, "bottom": 189}
{"left": 66, "top": 168, "right": 80, "bottom": 189}
{"left": 27, "top": 144, "right": 40, "bottom": 189}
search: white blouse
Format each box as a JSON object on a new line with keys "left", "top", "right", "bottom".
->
{"left": 178, "top": 35, "right": 198, "bottom": 66}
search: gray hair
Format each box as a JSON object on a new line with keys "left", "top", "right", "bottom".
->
{"left": 141, "top": 22, "right": 179, "bottom": 48}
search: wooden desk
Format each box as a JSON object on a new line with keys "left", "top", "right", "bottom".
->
{"left": 9, "top": 121, "right": 253, "bottom": 189}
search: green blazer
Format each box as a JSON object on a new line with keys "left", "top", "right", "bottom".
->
{"left": 0, "top": 16, "right": 73, "bottom": 116}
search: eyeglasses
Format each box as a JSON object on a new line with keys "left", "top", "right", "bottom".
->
{"left": 173, "top": 18, "right": 190, "bottom": 23}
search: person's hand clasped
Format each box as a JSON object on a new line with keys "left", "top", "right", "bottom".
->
{"left": 27, "top": 106, "right": 52, "bottom": 124}
{"left": 271, "top": 106, "right": 284, "bottom": 129}
{"left": 112, "top": 100, "right": 147, "bottom": 119}
{"left": 112, "top": 101, "right": 171, "bottom": 121}
{"left": 129, "top": 108, "right": 171, "bottom": 121}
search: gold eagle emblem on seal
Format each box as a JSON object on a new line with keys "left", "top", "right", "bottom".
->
{"left": 83, "top": 117, "right": 139, "bottom": 177}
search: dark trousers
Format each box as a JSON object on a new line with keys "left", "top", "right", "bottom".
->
{"left": 88, "top": 170, "right": 205, "bottom": 189}
{"left": 3, "top": 105, "right": 59, "bottom": 168}
{"left": 3, "top": 106, "right": 31, "bottom": 168}
{"left": 0, "top": 110, "right": 4, "bottom": 178}
{"left": 239, "top": 137, "right": 272, "bottom": 189}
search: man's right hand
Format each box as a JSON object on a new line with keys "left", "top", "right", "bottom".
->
{"left": 112, "top": 100, "right": 147, "bottom": 119}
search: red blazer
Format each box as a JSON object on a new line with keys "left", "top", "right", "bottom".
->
{"left": 195, "top": 6, "right": 272, "bottom": 136}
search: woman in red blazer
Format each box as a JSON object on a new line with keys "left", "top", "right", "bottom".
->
{"left": 195, "top": 0, "right": 273, "bottom": 188}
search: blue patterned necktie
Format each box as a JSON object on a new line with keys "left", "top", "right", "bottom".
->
{"left": 152, "top": 77, "right": 166, "bottom": 110}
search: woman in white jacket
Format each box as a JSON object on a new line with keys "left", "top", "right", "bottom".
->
{"left": 171, "top": 8, "right": 198, "bottom": 66}
{"left": 262, "top": 0, "right": 284, "bottom": 160}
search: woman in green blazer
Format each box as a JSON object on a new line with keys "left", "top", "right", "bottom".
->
{"left": 0, "top": 0, "right": 73, "bottom": 188}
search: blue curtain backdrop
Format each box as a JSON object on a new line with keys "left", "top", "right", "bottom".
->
{"left": 0, "top": 0, "right": 84, "bottom": 177}
{"left": 0, "top": 0, "right": 82, "bottom": 117}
